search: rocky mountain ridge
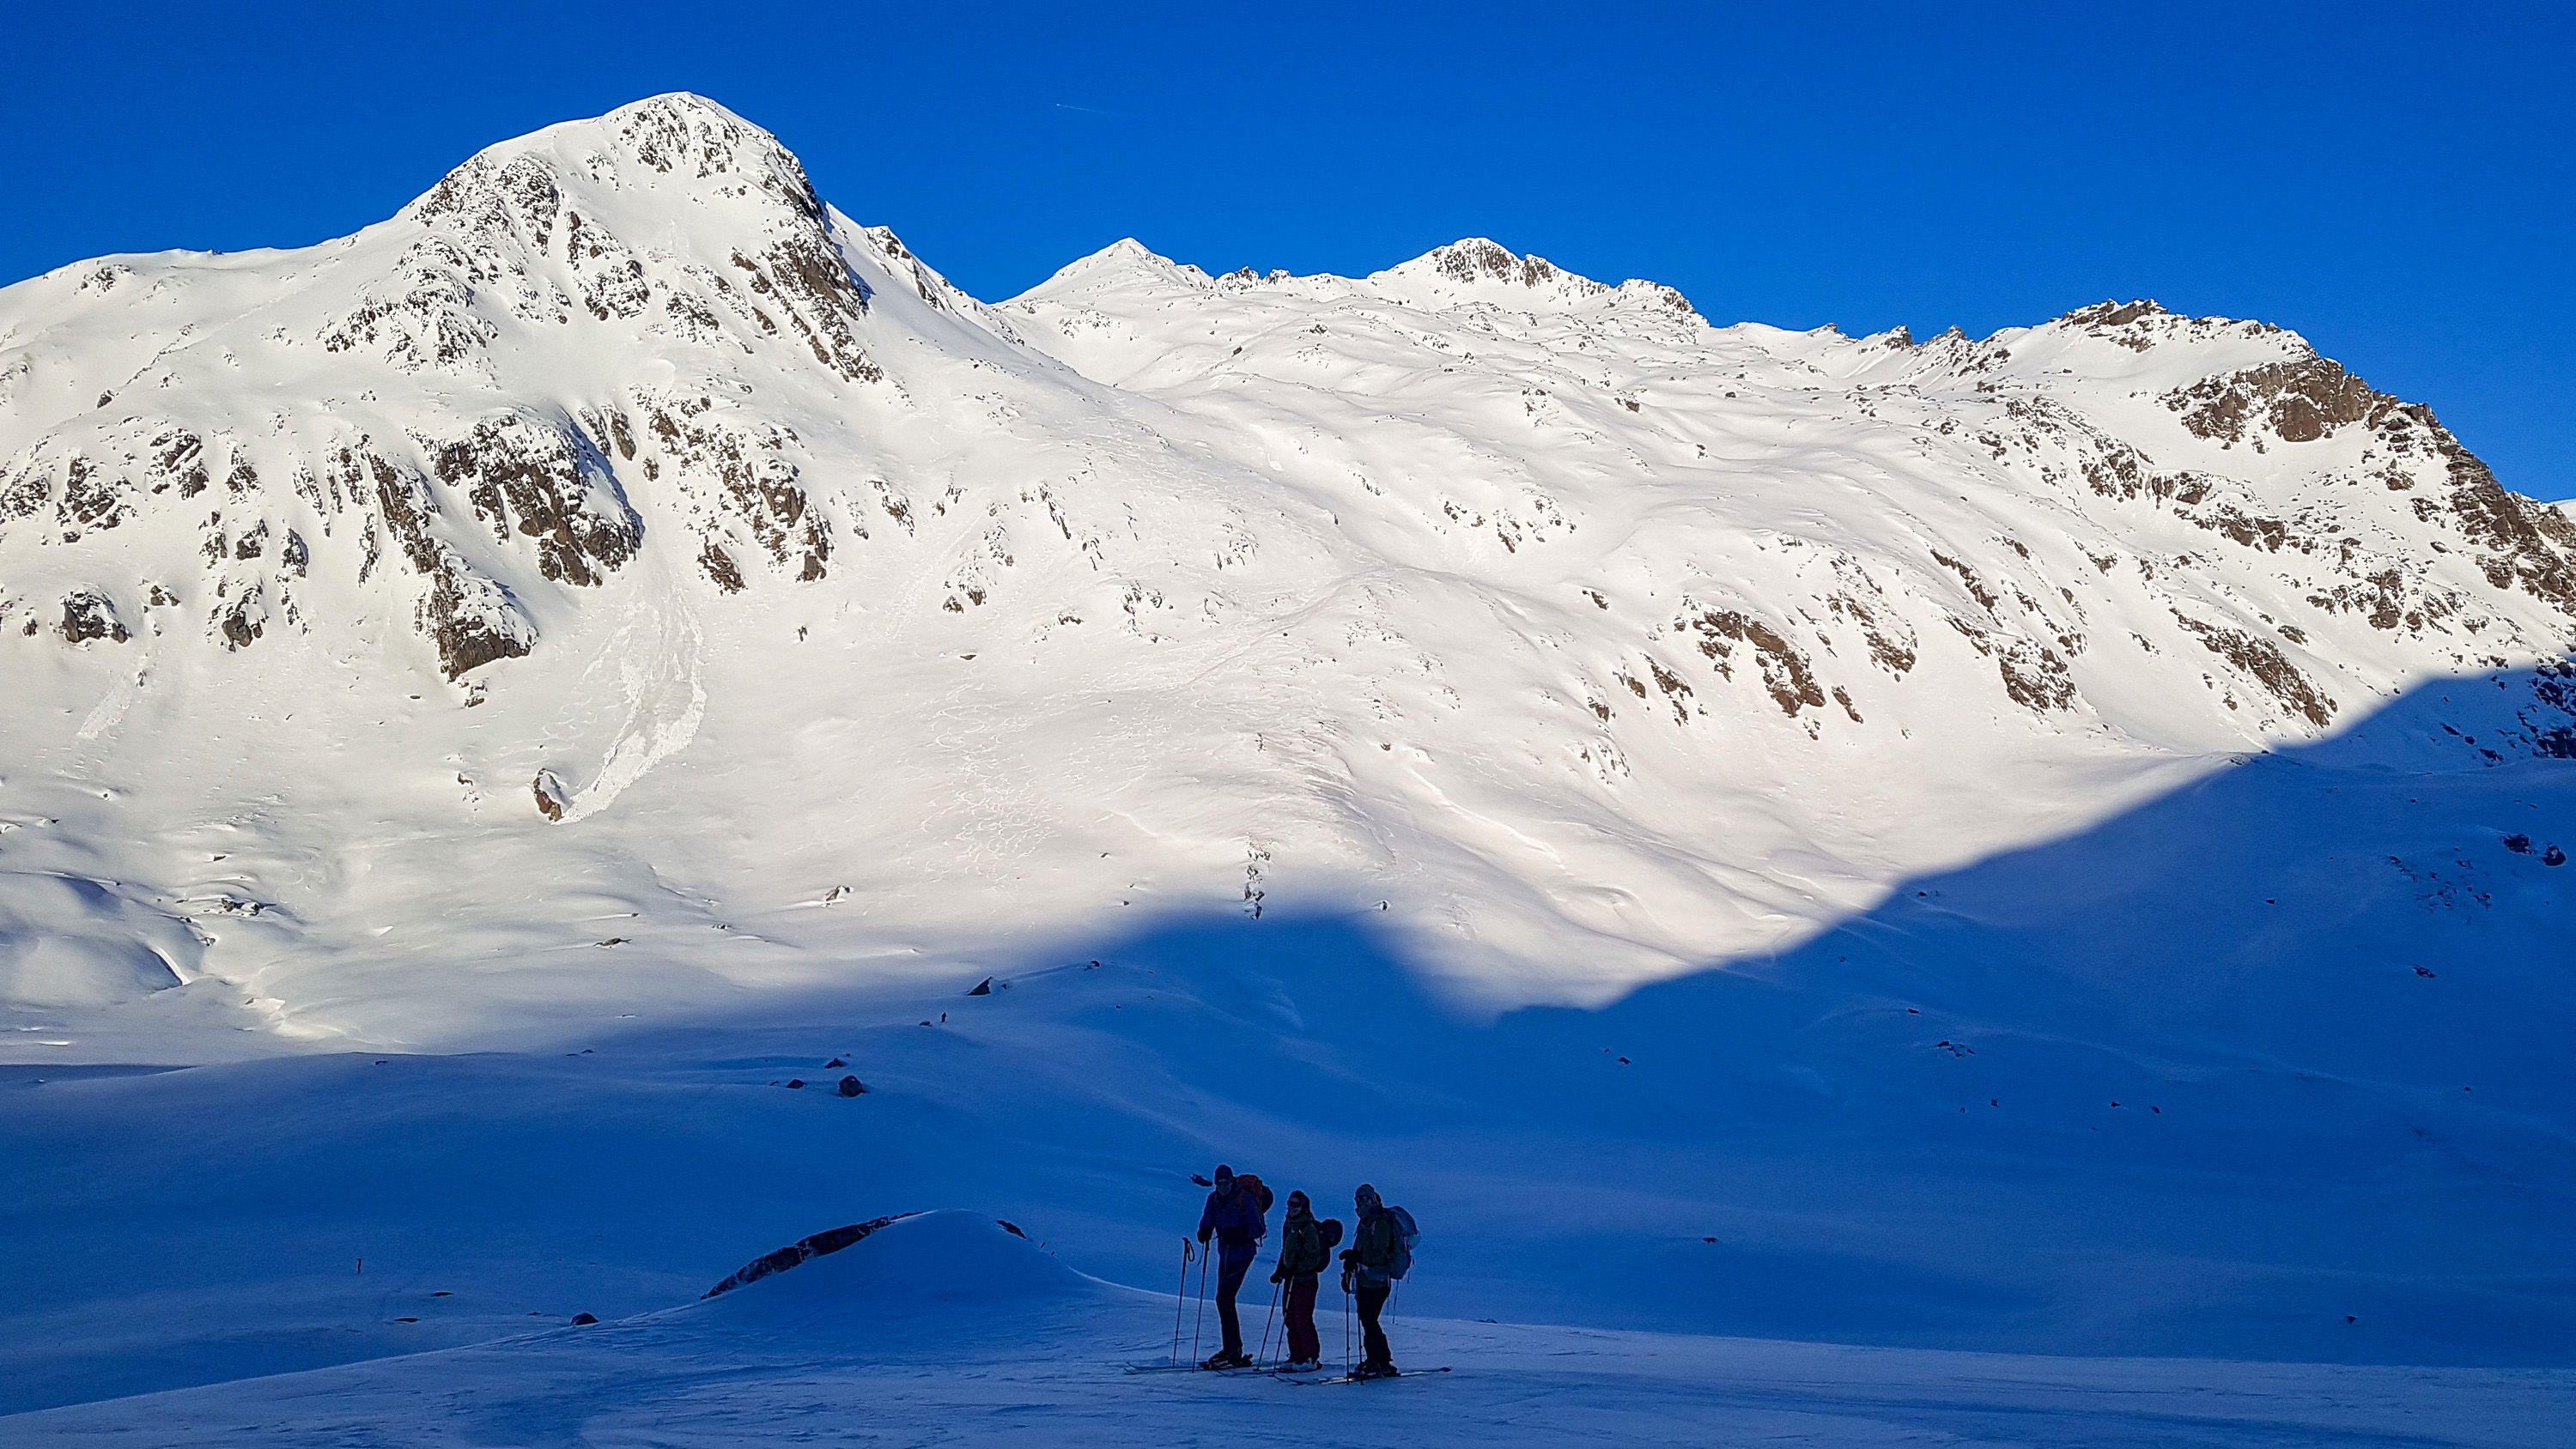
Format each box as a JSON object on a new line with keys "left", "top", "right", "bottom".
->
{"left": 1008, "top": 231, "right": 2576, "bottom": 749}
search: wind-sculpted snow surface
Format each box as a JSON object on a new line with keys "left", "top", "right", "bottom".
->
{"left": 2, "top": 91, "right": 2573, "bottom": 1046}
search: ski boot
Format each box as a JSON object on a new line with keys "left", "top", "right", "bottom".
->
{"left": 1200, "top": 1349, "right": 1252, "bottom": 1370}
{"left": 1282, "top": 1357, "right": 1322, "bottom": 1373}
{"left": 1351, "top": 1359, "right": 1400, "bottom": 1379}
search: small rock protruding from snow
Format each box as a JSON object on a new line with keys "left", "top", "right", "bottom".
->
{"left": 532, "top": 771, "right": 570, "bottom": 822}
{"left": 59, "top": 591, "right": 128, "bottom": 645}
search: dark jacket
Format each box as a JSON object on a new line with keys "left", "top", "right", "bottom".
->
{"left": 1343, "top": 1206, "right": 1398, "bottom": 1288}
{"left": 1197, "top": 1179, "right": 1272, "bottom": 1252}
{"left": 1271, "top": 1210, "right": 1341, "bottom": 1282}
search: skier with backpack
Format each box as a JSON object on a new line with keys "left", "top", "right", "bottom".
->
{"left": 1268, "top": 1190, "right": 1341, "bottom": 1372}
{"left": 1337, "top": 1182, "right": 1419, "bottom": 1379}
{"left": 1194, "top": 1164, "right": 1273, "bottom": 1368}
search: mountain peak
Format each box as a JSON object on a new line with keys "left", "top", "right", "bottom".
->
{"left": 1016, "top": 237, "right": 1699, "bottom": 320}
{"left": 495, "top": 91, "right": 793, "bottom": 178}
{"left": 1366, "top": 239, "right": 1698, "bottom": 318}
{"left": 0, "top": 94, "right": 890, "bottom": 684}
{"left": 403, "top": 90, "right": 825, "bottom": 246}
{"left": 586, "top": 91, "right": 808, "bottom": 191}
{"left": 1014, "top": 239, "right": 1212, "bottom": 306}
{"left": 1376, "top": 238, "right": 1604, "bottom": 297}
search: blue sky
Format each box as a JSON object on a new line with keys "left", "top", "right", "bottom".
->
{"left": 5, "top": 2, "right": 2568, "bottom": 496}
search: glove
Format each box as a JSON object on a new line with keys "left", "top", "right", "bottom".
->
{"left": 1268, "top": 1267, "right": 1286, "bottom": 1284}
{"left": 1198, "top": 1230, "right": 1212, "bottom": 1246}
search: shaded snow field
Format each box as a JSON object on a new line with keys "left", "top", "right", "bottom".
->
{"left": 8, "top": 1216, "right": 2566, "bottom": 1449}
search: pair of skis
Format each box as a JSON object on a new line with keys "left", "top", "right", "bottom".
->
{"left": 1284, "top": 1365, "right": 1451, "bottom": 1386}
{"left": 1123, "top": 1360, "right": 1451, "bottom": 1384}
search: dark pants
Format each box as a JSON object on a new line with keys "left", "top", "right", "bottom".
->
{"left": 1356, "top": 1282, "right": 1392, "bottom": 1365}
{"left": 1283, "top": 1276, "right": 1320, "bottom": 1361}
{"left": 1214, "top": 1246, "right": 1256, "bottom": 1355}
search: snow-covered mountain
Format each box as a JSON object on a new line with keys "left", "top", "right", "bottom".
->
{"left": 5, "top": 96, "right": 2576, "bottom": 1425}
{"left": 3, "top": 94, "right": 2571, "bottom": 1048}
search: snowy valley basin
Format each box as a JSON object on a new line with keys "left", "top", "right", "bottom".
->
{"left": 0, "top": 94, "right": 2572, "bottom": 1446}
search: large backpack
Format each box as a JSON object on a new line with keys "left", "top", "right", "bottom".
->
{"left": 1286, "top": 1215, "right": 1343, "bottom": 1276}
{"left": 1386, "top": 1205, "right": 1420, "bottom": 1281}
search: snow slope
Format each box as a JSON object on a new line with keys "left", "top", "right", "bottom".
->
{"left": 9, "top": 1213, "right": 2568, "bottom": 1449}
{"left": 2, "top": 94, "right": 2573, "bottom": 1433}
{"left": 3, "top": 94, "right": 2574, "bottom": 1046}
{"left": 3, "top": 670, "right": 2572, "bottom": 1415}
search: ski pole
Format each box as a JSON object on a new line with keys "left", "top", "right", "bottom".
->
{"left": 1343, "top": 1273, "right": 1353, "bottom": 1375}
{"left": 1255, "top": 1272, "right": 1282, "bottom": 1366}
{"left": 1170, "top": 1239, "right": 1193, "bottom": 1366}
{"left": 1388, "top": 1283, "right": 1397, "bottom": 1369}
{"left": 1190, "top": 1245, "right": 1211, "bottom": 1364}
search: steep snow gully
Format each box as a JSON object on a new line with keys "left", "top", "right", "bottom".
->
{"left": 1, "top": 94, "right": 2571, "bottom": 1444}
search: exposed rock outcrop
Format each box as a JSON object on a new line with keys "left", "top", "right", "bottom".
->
{"left": 702, "top": 1213, "right": 920, "bottom": 1298}
{"left": 59, "top": 591, "right": 127, "bottom": 645}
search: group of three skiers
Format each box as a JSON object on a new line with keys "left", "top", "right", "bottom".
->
{"left": 1194, "top": 1164, "right": 1418, "bottom": 1379}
